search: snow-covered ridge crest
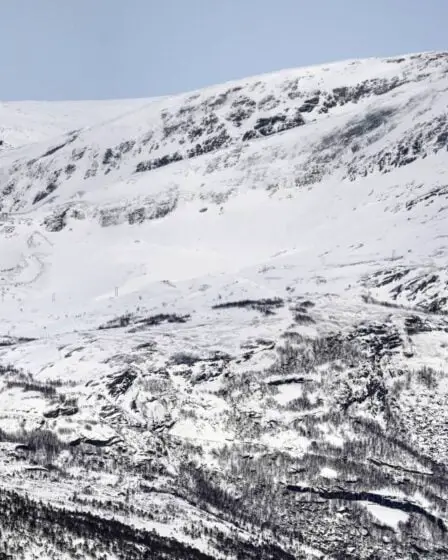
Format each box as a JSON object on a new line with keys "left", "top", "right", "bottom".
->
{"left": 0, "top": 51, "right": 447, "bottom": 218}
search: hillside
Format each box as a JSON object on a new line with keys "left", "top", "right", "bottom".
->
{"left": 0, "top": 51, "right": 448, "bottom": 559}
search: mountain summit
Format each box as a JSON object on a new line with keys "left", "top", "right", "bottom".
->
{"left": 1, "top": 52, "right": 448, "bottom": 558}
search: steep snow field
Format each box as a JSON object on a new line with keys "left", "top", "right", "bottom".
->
{"left": 0, "top": 52, "right": 448, "bottom": 559}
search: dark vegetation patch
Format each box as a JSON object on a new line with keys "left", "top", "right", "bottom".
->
{"left": 406, "top": 185, "right": 448, "bottom": 211}
{"left": 71, "top": 147, "right": 86, "bottom": 161}
{"left": 135, "top": 152, "right": 183, "bottom": 173}
{"left": 426, "top": 296, "right": 448, "bottom": 314}
{"left": 414, "top": 366, "right": 440, "bottom": 390}
{"left": 274, "top": 333, "right": 362, "bottom": 373}
{"left": 346, "top": 321, "right": 403, "bottom": 358}
{"left": 0, "top": 487, "right": 218, "bottom": 560}
{"left": 205, "top": 327, "right": 448, "bottom": 554}
{"left": 365, "top": 267, "right": 448, "bottom": 314}
{"left": 101, "top": 141, "right": 136, "bottom": 174}
{"left": 0, "top": 428, "right": 65, "bottom": 461}
{"left": 318, "top": 77, "right": 405, "bottom": 115}
{"left": 5, "top": 380, "right": 58, "bottom": 397}
{"left": 0, "top": 336, "right": 36, "bottom": 347}
{"left": 134, "top": 341, "right": 157, "bottom": 352}
{"left": 404, "top": 315, "right": 438, "bottom": 336}
{"left": 99, "top": 314, "right": 133, "bottom": 330}
{"left": 286, "top": 485, "right": 446, "bottom": 533}
{"left": 126, "top": 196, "right": 178, "bottom": 225}
{"left": 0, "top": 363, "right": 28, "bottom": 376}
{"left": 205, "top": 86, "right": 242, "bottom": 110}
{"left": 170, "top": 350, "right": 233, "bottom": 382}
{"left": 212, "top": 297, "right": 284, "bottom": 316}
{"left": 292, "top": 311, "right": 315, "bottom": 324}
{"left": 43, "top": 207, "right": 69, "bottom": 232}
{"left": 298, "top": 96, "right": 320, "bottom": 113}
{"left": 131, "top": 313, "right": 191, "bottom": 330}
{"left": 136, "top": 313, "right": 190, "bottom": 327}
{"left": 266, "top": 375, "right": 306, "bottom": 386}
{"left": 347, "top": 114, "right": 448, "bottom": 179}
{"left": 243, "top": 111, "right": 304, "bottom": 141}
{"left": 369, "top": 267, "right": 412, "bottom": 288}
{"left": 295, "top": 107, "right": 397, "bottom": 186}
{"left": 178, "top": 464, "right": 296, "bottom": 560}
{"left": 128, "top": 207, "right": 146, "bottom": 224}
{"left": 2, "top": 180, "right": 15, "bottom": 196}
{"left": 43, "top": 404, "right": 78, "bottom": 419}
{"left": 32, "top": 182, "right": 58, "bottom": 205}
{"left": 290, "top": 301, "right": 316, "bottom": 324}
{"left": 99, "top": 313, "right": 190, "bottom": 331}
{"left": 225, "top": 96, "right": 256, "bottom": 127}
{"left": 65, "top": 163, "right": 76, "bottom": 176}
{"left": 186, "top": 129, "right": 231, "bottom": 158}
{"left": 41, "top": 141, "right": 69, "bottom": 159}
{"left": 171, "top": 352, "right": 202, "bottom": 367}
{"left": 319, "top": 108, "right": 394, "bottom": 153}
{"left": 107, "top": 369, "right": 138, "bottom": 397}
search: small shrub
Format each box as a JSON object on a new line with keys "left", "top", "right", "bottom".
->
{"left": 415, "top": 366, "right": 439, "bottom": 389}
{"left": 171, "top": 352, "right": 201, "bottom": 366}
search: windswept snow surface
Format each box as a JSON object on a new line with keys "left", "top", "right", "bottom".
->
{"left": 1, "top": 52, "right": 448, "bottom": 558}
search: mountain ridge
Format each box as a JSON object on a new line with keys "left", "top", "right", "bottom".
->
{"left": 0, "top": 51, "right": 448, "bottom": 558}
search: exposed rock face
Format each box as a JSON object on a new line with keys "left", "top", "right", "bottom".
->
{"left": 43, "top": 405, "right": 78, "bottom": 419}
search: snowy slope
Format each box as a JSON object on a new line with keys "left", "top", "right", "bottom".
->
{"left": 0, "top": 98, "right": 153, "bottom": 151}
{"left": 0, "top": 51, "right": 448, "bottom": 559}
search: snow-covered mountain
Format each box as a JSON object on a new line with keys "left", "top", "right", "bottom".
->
{"left": 1, "top": 51, "right": 448, "bottom": 559}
